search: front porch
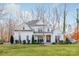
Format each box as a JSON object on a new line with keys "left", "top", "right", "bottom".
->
{"left": 33, "top": 33, "right": 52, "bottom": 44}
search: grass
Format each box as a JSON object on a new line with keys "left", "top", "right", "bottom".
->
{"left": 0, "top": 44, "right": 79, "bottom": 56}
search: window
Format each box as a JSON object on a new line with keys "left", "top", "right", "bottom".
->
{"left": 26, "top": 35, "right": 29, "bottom": 40}
{"left": 47, "top": 28, "right": 50, "bottom": 32}
{"left": 38, "top": 28, "right": 42, "bottom": 32}
{"left": 23, "top": 27, "right": 25, "bottom": 30}
{"left": 26, "top": 35, "right": 30, "bottom": 44}
{"left": 46, "top": 35, "right": 51, "bottom": 42}
{"left": 38, "top": 36, "right": 43, "bottom": 43}
{"left": 19, "top": 35, "right": 21, "bottom": 43}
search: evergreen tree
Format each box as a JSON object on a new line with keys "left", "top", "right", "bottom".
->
{"left": 63, "top": 4, "right": 67, "bottom": 34}
{"left": 10, "top": 35, "right": 14, "bottom": 44}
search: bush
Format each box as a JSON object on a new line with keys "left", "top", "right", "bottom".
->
{"left": 15, "top": 40, "right": 19, "bottom": 44}
{"left": 32, "top": 39, "right": 39, "bottom": 44}
{"left": 0, "top": 39, "right": 3, "bottom": 44}
{"left": 65, "top": 38, "right": 71, "bottom": 44}
{"left": 52, "top": 42, "right": 56, "bottom": 44}
{"left": 59, "top": 40, "right": 64, "bottom": 44}
{"left": 27, "top": 40, "right": 30, "bottom": 44}
{"left": 23, "top": 40, "right": 26, "bottom": 44}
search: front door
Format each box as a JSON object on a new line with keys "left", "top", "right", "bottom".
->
{"left": 38, "top": 36, "right": 43, "bottom": 43}
{"left": 46, "top": 35, "right": 51, "bottom": 43}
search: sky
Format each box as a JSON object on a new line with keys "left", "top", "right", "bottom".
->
{"left": 15, "top": 3, "right": 79, "bottom": 26}
{"left": 3, "top": 3, "right": 79, "bottom": 28}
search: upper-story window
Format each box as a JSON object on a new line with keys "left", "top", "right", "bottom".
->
{"left": 19, "top": 34, "right": 21, "bottom": 42}
{"left": 38, "top": 28, "right": 43, "bottom": 32}
{"left": 23, "top": 27, "right": 25, "bottom": 30}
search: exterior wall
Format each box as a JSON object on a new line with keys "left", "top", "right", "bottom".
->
{"left": 13, "top": 31, "right": 33, "bottom": 43}
{"left": 52, "top": 29, "right": 64, "bottom": 43}
{"left": 13, "top": 29, "right": 64, "bottom": 44}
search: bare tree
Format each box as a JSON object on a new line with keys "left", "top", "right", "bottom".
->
{"left": 8, "top": 18, "right": 13, "bottom": 43}
{"left": 0, "top": 4, "right": 6, "bottom": 43}
{"left": 50, "top": 7, "right": 61, "bottom": 32}
{"left": 33, "top": 6, "right": 46, "bottom": 21}
{"left": 0, "top": 21, "right": 4, "bottom": 42}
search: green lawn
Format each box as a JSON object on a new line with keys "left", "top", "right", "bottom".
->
{"left": 0, "top": 44, "right": 79, "bottom": 56}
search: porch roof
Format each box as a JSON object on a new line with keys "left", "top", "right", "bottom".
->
{"left": 33, "top": 32, "right": 52, "bottom": 35}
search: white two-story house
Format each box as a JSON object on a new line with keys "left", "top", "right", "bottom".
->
{"left": 13, "top": 19, "right": 55, "bottom": 44}
{"left": 13, "top": 19, "right": 64, "bottom": 44}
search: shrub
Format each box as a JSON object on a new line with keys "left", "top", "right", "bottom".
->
{"left": 15, "top": 40, "right": 19, "bottom": 44}
{"left": 23, "top": 40, "right": 26, "bottom": 44}
{"left": 32, "top": 39, "right": 39, "bottom": 44}
{"left": 0, "top": 39, "right": 3, "bottom": 44}
{"left": 52, "top": 42, "right": 56, "bottom": 44}
{"left": 59, "top": 40, "right": 64, "bottom": 44}
{"left": 65, "top": 38, "right": 71, "bottom": 44}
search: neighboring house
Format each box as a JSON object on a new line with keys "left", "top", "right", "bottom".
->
{"left": 13, "top": 23, "right": 33, "bottom": 44}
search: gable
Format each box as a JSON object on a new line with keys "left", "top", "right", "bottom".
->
{"left": 27, "top": 18, "right": 53, "bottom": 26}
{"left": 15, "top": 23, "right": 32, "bottom": 31}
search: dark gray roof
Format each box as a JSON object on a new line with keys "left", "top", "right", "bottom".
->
{"left": 26, "top": 19, "right": 40, "bottom": 26}
{"left": 26, "top": 19, "right": 50, "bottom": 26}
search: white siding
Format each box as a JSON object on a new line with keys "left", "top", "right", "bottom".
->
{"left": 13, "top": 31, "right": 33, "bottom": 43}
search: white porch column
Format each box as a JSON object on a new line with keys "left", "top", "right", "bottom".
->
{"left": 51, "top": 34, "right": 55, "bottom": 43}
{"left": 44, "top": 35, "right": 46, "bottom": 44}
{"left": 60, "top": 33, "right": 64, "bottom": 41}
{"left": 51, "top": 35, "right": 53, "bottom": 43}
